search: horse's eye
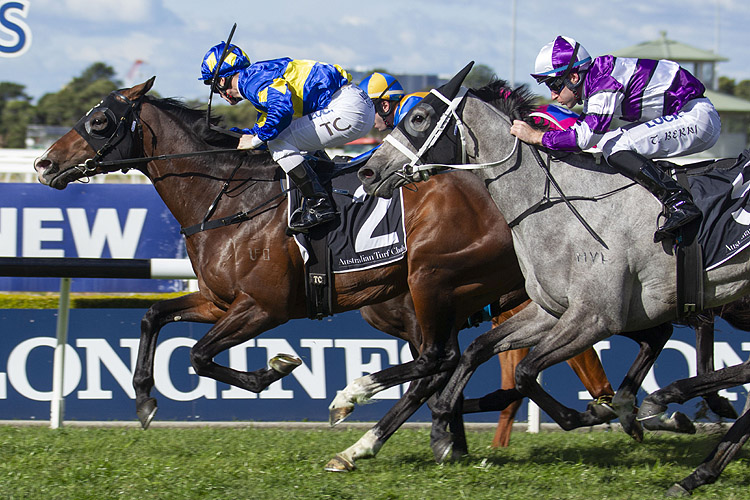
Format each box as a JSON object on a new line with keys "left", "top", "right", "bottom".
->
{"left": 89, "top": 111, "right": 109, "bottom": 132}
{"left": 404, "top": 103, "right": 435, "bottom": 137}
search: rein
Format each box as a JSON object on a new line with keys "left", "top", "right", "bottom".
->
{"left": 386, "top": 86, "right": 609, "bottom": 248}
{"left": 71, "top": 91, "right": 290, "bottom": 237}
{"left": 92, "top": 148, "right": 242, "bottom": 168}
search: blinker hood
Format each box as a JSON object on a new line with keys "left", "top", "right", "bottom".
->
{"left": 73, "top": 91, "right": 142, "bottom": 164}
{"left": 396, "top": 61, "right": 474, "bottom": 154}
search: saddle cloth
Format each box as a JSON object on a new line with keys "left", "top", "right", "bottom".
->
{"left": 685, "top": 148, "right": 750, "bottom": 270}
{"left": 288, "top": 165, "right": 406, "bottom": 273}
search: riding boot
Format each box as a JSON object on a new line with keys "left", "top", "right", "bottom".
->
{"left": 287, "top": 161, "right": 336, "bottom": 233}
{"left": 607, "top": 151, "right": 701, "bottom": 244}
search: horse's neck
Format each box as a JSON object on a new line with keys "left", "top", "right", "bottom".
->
{"left": 139, "top": 114, "right": 279, "bottom": 228}
{"left": 146, "top": 146, "right": 280, "bottom": 227}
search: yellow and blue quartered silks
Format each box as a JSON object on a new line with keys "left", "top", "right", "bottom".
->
{"left": 235, "top": 57, "right": 351, "bottom": 142}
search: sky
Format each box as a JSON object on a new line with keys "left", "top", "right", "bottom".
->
{"left": 2, "top": 0, "right": 749, "bottom": 103}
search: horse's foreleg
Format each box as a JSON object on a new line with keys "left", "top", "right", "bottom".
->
{"left": 429, "top": 303, "right": 557, "bottom": 462}
{"left": 133, "top": 292, "right": 223, "bottom": 429}
{"left": 328, "top": 336, "right": 459, "bottom": 426}
{"left": 325, "top": 372, "right": 451, "bottom": 472}
{"left": 511, "top": 308, "right": 626, "bottom": 434}
{"left": 189, "top": 293, "right": 300, "bottom": 392}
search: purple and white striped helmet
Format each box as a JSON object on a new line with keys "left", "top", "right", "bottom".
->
{"left": 531, "top": 36, "right": 591, "bottom": 82}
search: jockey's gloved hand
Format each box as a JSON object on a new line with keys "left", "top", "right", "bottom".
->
{"left": 412, "top": 168, "right": 436, "bottom": 182}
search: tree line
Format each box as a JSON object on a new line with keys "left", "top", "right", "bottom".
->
{"left": 4, "top": 62, "right": 744, "bottom": 149}
{"left": 0, "top": 62, "right": 257, "bottom": 148}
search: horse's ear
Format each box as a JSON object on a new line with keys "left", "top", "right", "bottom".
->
{"left": 438, "top": 62, "right": 474, "bottom": 100}
{"left": 123, "top": 76, "right": 156, "bottom": 100}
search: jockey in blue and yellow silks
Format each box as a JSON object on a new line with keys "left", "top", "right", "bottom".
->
{"left": 199, "top": 42, "right": 375, "bottom": 233}
{"left": 359, "top": 72, "right": 427, "bottom": 132}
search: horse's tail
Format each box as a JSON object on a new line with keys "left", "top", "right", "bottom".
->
{"left": 715, "top": 295, "right": 750, "bottom": 332}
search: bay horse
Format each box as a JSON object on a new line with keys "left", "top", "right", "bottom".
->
{"left": 357, "top": 65, "right": 750, "bottom": 493}
{"left": 30, "top": 77, "right": 541, "bottom": 471}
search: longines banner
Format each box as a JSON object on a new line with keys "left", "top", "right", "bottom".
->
{"left": 0, "top": 183, "right": 185, "bottom": 292}
{"left": 0, "top": 309, "right": 747, "bottom": 423}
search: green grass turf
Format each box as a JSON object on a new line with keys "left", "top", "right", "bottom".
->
{"left": 0, "top": 425, "right": 747, "bottom": 499}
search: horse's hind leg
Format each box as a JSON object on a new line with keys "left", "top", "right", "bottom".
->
{"left": 638, "top": 360, "right": 750, "bottom": 426}
{"left": 694, "top": 319, "right": 738, "bottom": 419}
{"left": 668, "top": 404, "right": 750, "bottom": 497}
{"left": 133, "top": 292, "right": 224, "bottom": 429}
{"left": 637, "top": 365, "right": 750, "bottom": 496}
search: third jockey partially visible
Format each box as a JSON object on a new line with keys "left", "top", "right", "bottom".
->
{"left": 199, "top": 42, "right": 375, "bottom": 233}
{"left": 510, "top": 35, "right": 721, "bottom": 243}
{"left": 359, "top": 72, "right": 429, "bottom": 131}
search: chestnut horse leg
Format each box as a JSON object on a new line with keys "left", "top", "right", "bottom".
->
{"left": 492, "top": 349, "right": 527, "bottom": 447}
{"left": 491, "top": 303, "right": 529, "bottom": 448}
{"left": 133, "top": 292, "right": 224, "bottom": 429}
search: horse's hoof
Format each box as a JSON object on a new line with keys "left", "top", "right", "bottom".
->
{"left": 620, "top": 413, "right": 644, "bottom": 443}
{"left": 643, "top": 412, "right": 696, "bottom": 434}
{"left": 669, "top": 412, "right": 696, "bottom": 434}
{"left": 665, "top": 483, "right": 690, "bottom": 497}
{"left": 636, "top": 399, "right": 667, "bottom": 422}
{"left": 705, "top": 394, "right": 739, "bottom": 420}
{"left": 136, "top": 398, "right": 158, "bottom": 430}
{"left": 432, "top": 435, "right": 454, "bottom": 464}
{"left": 329, "top": 405, "right": 354, "bottom": 427}
{"left": 324, "top": 455, "right": 355, "bottom": 472}
{"left": 451, "top": 446, "right": 469, "bottom": 461}
{"left": 269, "top": 354, "right": 302, "bottom": 375}
{"left": 587, "top": 399, "right": 618, "bottom": 421}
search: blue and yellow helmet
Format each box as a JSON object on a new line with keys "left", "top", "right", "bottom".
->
{"left": 359, "top": 72, "right": 405, "bottom": 101}
{"left": 199, "top": 42, "right": 251, "bottom": 83}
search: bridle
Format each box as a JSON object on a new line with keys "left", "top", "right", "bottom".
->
{"left": 70, "top": 91, "right": 240, "bottom": 181}
{"left": 383, "top": 86, "right": 520, "bottom": 183}
{"left": 71, "top": 90, "right": 145, "bottom": 178}
{"left": 380, "top": 85, "right": 609, "bottom": 248}
{"left": 69, "top": 90, "right": 288, "bottom": 236}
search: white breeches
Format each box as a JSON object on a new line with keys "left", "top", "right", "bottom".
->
{"left": 269, "top": 84, "right": 375, "bottom": 172}
{"left": 599, "top": 98, "right": 721, "bottom": 160}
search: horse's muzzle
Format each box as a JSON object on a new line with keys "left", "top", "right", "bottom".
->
{"left": 34, "top": 157, "right": 57, "bottom": 186}
{"left": 357, "top": 166, "right": 380, "bottom": 195}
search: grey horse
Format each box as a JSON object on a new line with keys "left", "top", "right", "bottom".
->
{"left": 357, "top": 64, "right": 750, "bottom": 496}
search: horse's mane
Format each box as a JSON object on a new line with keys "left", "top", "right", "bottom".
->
{"left": 143, "top": 95, "right": 241, "bottom": 149}
{"left": 470, "top": 80, "right": 541, "bottom": 127}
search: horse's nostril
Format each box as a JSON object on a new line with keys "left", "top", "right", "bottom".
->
{"left": 35, "top": 158, "right": 52, "bottom": 170}
{"left": 360, "top": 168, "right": 374, "bottom": 179}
